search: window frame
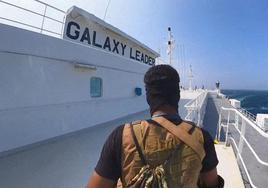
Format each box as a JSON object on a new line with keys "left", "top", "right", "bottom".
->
{"left": 90, "top": 77, "right": 103, "bottom": 98}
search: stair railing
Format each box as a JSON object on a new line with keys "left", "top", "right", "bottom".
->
{"left": 184, "top": 91, "right": 208, "bottom": 127}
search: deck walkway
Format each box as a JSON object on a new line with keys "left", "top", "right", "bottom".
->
{"left": 2, "top": 91, "right": 267, "bottom": 188}
{"left": 0, "top": 99, "right": 188, "bottom": 188}
{"left": 202, "top": 93, "right": 245, "bottom": 187}
{"left": 215, "top": 144, "right": 244, "bottom": 188}
{"left": 203, "top": 92, "right": 268, "bottom": 188}
{"left": 0, "top": 110, "right": 151, "bottom": 188}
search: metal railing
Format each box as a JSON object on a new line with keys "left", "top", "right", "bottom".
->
{"left": 225, "top": 95, "right": 265, "bottom": 130}
{"left": 217, "top": 107, "right": 268, "bottom": 188}
{"left": 239, "top": 108, "right": 257, "bottom": 122}
{"left": 0, "top": 0, "right": 66, "bottom": 37}
{"left": 184, "top": 91, "right": 208, "bottom": 127}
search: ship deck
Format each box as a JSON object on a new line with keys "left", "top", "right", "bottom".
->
{"left": 0, "top": 110, "right": 151, "bottom": 188}
{"left": 0, "top": 99, "right": 188, "bottom": 188}
{"left": 203, "top": 92, "right": 268, "bottom": 188}
{"left": 1, "top": 92, "right": 267, "bottom": 188}
{"left": 215, "top": 144, "right": 244, "bottom": 188}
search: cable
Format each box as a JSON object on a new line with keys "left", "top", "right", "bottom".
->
{"left": 103, "top": 0, "right": 111, "bottom": 21}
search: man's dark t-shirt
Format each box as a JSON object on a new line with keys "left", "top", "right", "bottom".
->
{"left": 95, "top": 114, "right": 219, "bottom": 181}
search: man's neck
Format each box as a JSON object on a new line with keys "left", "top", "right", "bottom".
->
{"left": 152, "top": 106, "right": 177, "bottom": 116}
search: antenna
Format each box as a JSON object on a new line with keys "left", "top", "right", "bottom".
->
{"left": 183, "top": 44, "right": 186, "bottom": 88}
{"left": 178, "top": 44, "right": 183, "bottom": 87}
{"left": 103, "top": 0, "right": 112, "bottom": 20}
{"left": 181, "top": 44, "right": 185, "bottom": 88}
{"left": 188, "top": 65, "right": 193, "bottom": 91}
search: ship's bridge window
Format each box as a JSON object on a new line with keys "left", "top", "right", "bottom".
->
{"left": 90, "top": 77, "right": 102, "bottom": 97}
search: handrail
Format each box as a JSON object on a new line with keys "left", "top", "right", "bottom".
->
{"left": 217, "top": 106, "right": 268, "bottom": 188}
{"left": 34, "top": 0, "right": 65, "bottom": 13}
{"left": 229, "top": 122, "right": 268, "bottom": 166}
{"left": 0, "top": 0, "right": 66, "bottom": 37}
{"left": 0, "top": 1, "right": 64, "bottom": 24}
{"left": 221, "top": 107, "right": 268, "bottom": 137}
{"left": 184, "top": 91, "right": 208, "bottom": 126}
{"left": 229, "top": 137, "right": 257, "bottom": 188}
{"left": 184, "top": 91, "right": 206, "bottom": 108}
{"left": 0, "top": 16, "right": 62, "bottom": 36}
{"left": 239, "top": 108, "right": 257, "bottom": 122}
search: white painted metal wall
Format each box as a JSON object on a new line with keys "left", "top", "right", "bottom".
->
{"left": 0, "top": 23, "right": 150, "bottom": 154}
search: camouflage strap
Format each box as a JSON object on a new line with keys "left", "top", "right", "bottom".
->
{"left": 130, "top": 123, "right": 147, "bottom": 165}
{"left": 152, "top": 117, "right": 205, "bottom": 160}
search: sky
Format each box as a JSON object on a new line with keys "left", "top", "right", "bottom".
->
{"left": 0, "top": 0, "right": 268, "bottom": 90}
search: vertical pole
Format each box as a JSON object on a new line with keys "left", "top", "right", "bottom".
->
{"left": 197, "top": 96, "right": 200, "bottom": 126}
{"left": 60, "top": 15, "right": 66, "bottom": 37}
{"left": 180, "top": 45, "right": 183, "bottom": 87}
{"left": 183, "top": 45, "right": 186, "bottom": 88}
{"left": 41, "top": 5, "right": 47, "bottom": 33}
{"left": 238, "top": 118, "right": 246, "bottom": 161}
{"left": 103, "top": 0, "right": 111, "bottom": 20}
{"left": 225, "top": 110, "right": 230, "bottom": 146}
{"left": 217, "top": 109, "right": 222, "bottom": 141}
{"left": 235, "top": 112, "right": 239, "bottom": 128}
{"left": 195, "top": 99, "right": 197, "bottom": 124}
{"left": 168, "top": 27, "right": 172, "bottom": 65}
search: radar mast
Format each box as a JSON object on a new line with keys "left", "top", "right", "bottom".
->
{"left": 167, "top": 27, "right": 175, "bottom": 65}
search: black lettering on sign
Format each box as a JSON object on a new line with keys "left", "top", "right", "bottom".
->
{"left": 148, "top": 57, "right": 152, "bottom": 65}
{"left": 140, "top": 53, "right": 144, "bottom": 63}
{"left": 93, "top": 31, "right": 102, "bottom": 48}
{"left": 103, "top": 36, "right": 111, "bottom": 51}
{"left": 151, "top": 58, "right": 155, "bottom": 65}
{"left": 80, "top": 28, "right": 91, "bottom": 44}
{"left": 112, "top": 40, "right": 119, "bottom": 54}
{"left": 130, "top": 48, "right": 135, "bottom": 60}
{"left": 135, "top": 50, "right": 141, "bottom": 61}
{"left": 66, "top": 21, "right": 80, "bottom": 40}
{"left": 121, "top": 43, "right": 126, "bottom": 56}
{"left": 144, "top": 54, "right": 149, "bottom": 64}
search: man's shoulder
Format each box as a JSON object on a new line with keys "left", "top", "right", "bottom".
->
{"left": 109, "top": 120, "right": 143, "bottom": 140}
{"left": 182, "top": 120, "right": 196, "bottom": 126}
{"left": 180, "top": 120, "right": 203, "bottom": 133}
{"left": 180, "top": 120, "right": 213, "bottom": 143}
{"left": 111, "top": 124, "right": 125, "bottom": 137}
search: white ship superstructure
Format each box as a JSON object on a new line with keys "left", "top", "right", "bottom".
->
{"left": 0, "top": 1, "right": 268, "bottom": 188}
{"left": 0, "top": 4, "right": 158, "bottom": 155}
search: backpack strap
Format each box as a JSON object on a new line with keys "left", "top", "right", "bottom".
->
{"left": 152, "top": 116, "right": 205, "bottom": 160}
{"left": 148, "top": 119, "right": 195, "bottom": 166}
{"left": 129, "top": 122, "right": 147, "bottom": 165}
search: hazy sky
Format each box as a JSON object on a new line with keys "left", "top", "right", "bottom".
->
{"left": 1, "top": 0, "right": 268, "bottom": 90}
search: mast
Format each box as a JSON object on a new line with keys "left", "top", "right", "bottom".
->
{"left": 188, "top": 65, "right": 193, "bottom": 91}
{"left": 167, "top": 27, "right": 174, "bottom": 65}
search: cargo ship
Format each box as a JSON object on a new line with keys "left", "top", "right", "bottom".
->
{"left": 0, "top": 1, "right": 267, "bottom": 187}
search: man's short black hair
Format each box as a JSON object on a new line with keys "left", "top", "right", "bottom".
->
{"left": 144, "top": 65, "right": 180, "bottom": 114}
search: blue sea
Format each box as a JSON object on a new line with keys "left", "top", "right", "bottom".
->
{"left": 221, "top": 90, "right": 268, "bottom": 115}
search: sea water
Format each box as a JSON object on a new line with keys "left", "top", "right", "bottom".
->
{"left": 222, "top": 90, "right": 268, "bottom": 115}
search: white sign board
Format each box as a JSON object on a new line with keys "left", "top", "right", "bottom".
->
{"left": 63, "top": 6, "right": 158, "bottom": 66}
